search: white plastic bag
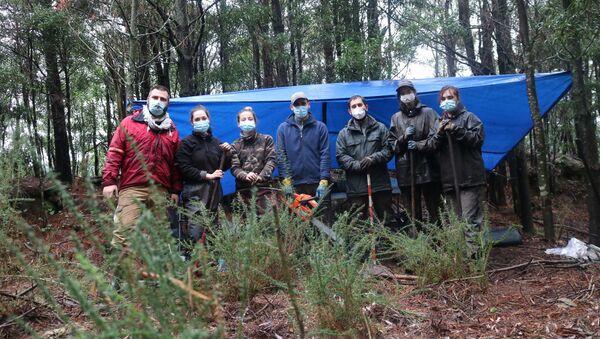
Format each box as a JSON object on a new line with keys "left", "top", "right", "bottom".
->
{"left": 545, "top": 238, "right": 589, "bottom": 259}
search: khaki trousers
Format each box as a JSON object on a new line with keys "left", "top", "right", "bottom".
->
{"left": 111, "top": 186, "right": 168, "bottom": 249}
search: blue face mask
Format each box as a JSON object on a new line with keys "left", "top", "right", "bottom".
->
{"left": 293, "top": 106, "right": 309, "bottom": 119}
{"left": 239, "top": 120, "right": 256, "bottom": 132}
{"left": 440, "top": 99, "right": 457, "bottom": 112}
{"left": 148, "top": 99, "right": 167, "bottom": 117}
{"left": 193, "top": 120, "right": 210, "bottom": 133}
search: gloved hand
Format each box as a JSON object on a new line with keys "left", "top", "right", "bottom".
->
{"left": 444, "top": 121, "right": 456, "bottom": 132}
{"left": 316, "top": 179, "right": 328, "bottom": 199}
{"left": 437, "top": 119, "right": 449, "bottom": 135}
{"left": 359, "top": 157, "right": 374, "bottom": 171}
{"left": 406, "top": 125, "right": 416, "bottom": 137}
{"left": 282, "top": 177, "right": 293, "bottom": 196}
{"left": 407, "top": 140, "right": 417, "bottom": 150}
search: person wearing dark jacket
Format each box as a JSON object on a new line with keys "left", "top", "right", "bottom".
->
{"left": 102, "top": 85, "right": 182, "bottom": 249}
{"left": 230, "top": 106, "right": 277, "bottom": 212}
{"left": 336, "top": 95, "right": 393, "bottom": 224}
{"left": 175, "top": 105, "right": 232, "bottom": 243}
{"left": 389, "top": 80, "right": 442, "bottom": 225}
{"left": 423, "top": 85, "right": 486, "bottom": 252}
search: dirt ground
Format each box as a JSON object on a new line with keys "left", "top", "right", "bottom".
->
{"left": 1, "top": 180, "right": 599, "bottom": 338}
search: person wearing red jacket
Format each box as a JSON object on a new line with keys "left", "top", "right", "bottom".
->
{"left": 102, "top": 85, "right": 182, "bottom": 249}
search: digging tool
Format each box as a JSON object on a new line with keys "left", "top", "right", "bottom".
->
{"left": 199, "top": 152, "right": 228, "bottom": 246}
{"left": 408, "top": 127, "right": 416, "bottom": 222}
{"left": 367, "top": 173, "right": 377, "bottom": 261}
{"left": 446, "top": 132, "right": 462, "bottom": 215}
{"left": 207, "top": 152, "right": 228, "bottom": 211}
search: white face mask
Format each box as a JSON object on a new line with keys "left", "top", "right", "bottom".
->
{"left": 351, "top": 107, "right": 366, "bottom": 120}
{"left": 400, "top": 92, "right": 416, "bottom": 104}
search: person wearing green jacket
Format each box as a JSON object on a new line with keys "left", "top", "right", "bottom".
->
{"left": 336, "top": 95, "right": 394, "bottom": 225}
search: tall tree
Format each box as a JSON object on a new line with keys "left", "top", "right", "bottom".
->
{"left": 561, "top": 0, "right": 600, "bottom": 245}
{"left": 516, "top": 0, "right": 554, "bottom": 240}
{"left": 457, "top": 0, "right": 481, "bottom": 75}
{"left": 366, "top": 0, "right": 382, "bottom": 80}
{"left": 444, "top": 0, "right": 457, "bottom": 76}
{"left": 270, "top": 0, "right": 289, "bottom": 86}
{"left": 491, "top": 0, "right": 515, "bottom": 74}
{"left": 39, "top": 1, "right": 72, "bottom": 184}
{"left": 479, "top": 0, "right": 495, "bottom": 75}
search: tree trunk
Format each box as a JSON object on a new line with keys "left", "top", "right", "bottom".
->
{"left": 174, "top": 0, "right": 196, "bottom": 96}
{"left": 139, "top": 26, "right": 151, "bottom": 98}
{"left": 515, "top": 143, "right": 534, "bottom": 233}
{"left": 104, "top": 50, "right": 126, "bottom": 119}
{"left": 105, "top": 81, "right": 113, "bottom": 147}
{"left": 479, "top": 0, "right": 495, "bottom": 75}
{"left": 458, "top": 0, "right": 482, "bottom": 75}
{"left": 153, "top": 36, "right": 170, "bottom": 89}
{"left": 127, "top": 0, "right": 140, "bottom": 107}
{"left": 321, "top": 0, "right": 335, "bottom": 83}
{"left": 562, "top": 0, "right": 600, "bottom": 245}
{"left": 516, "top": 0, "right": 554, "bottom": 240}
{"left": 491, "top": 0, "right": 515, "bottom": 74}
{"left": 60, "top": 48, "right": 77, "bottom": 176}
{"left": 444, "top": 0, "right": 457, "bottom": 77}
{"left": 249, "top": 27, "right": 262, "bottom": 88}
{"left": 271, "top": 0, "right": 289, "bottom": 86}
{"left": 217, "top": 0, "right": 230, "bottom": 92}
{"left": 366, "top": 0, "right": 382, "bottom": 80}
{"left": 40, "top": 0, "right": 72, "bottom": 184}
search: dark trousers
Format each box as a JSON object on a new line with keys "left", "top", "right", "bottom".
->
{"left": 445, "top": 185, "right": 485, "bottom": 254}
{"left": 444, "top": 185, "right": 485, "bottom": 230}
{"left": 237, "top": 186, "right": 274, "bottom": 215}
{"left": 347, "top": 190, "right": 393, "bottom": 227}
{"left": 295, "top": 183, "right": 333, "bottom": 225}
{"left": 400, "top": 182, "right": 442, "bottom": 225}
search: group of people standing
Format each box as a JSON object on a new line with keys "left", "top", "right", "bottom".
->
{"left": 102, "top": 81, "right": 486, "bottom": 255}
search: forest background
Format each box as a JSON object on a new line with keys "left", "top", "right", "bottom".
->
{"left": 1, "top": 0, "right": 600, "bottom": 337}
{"left": 1, "top": 0, "right": 599, "bottom": 242}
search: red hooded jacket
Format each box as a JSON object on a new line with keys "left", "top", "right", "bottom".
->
{"left": 102, "top": 110, "right": 182, "bottom": 194}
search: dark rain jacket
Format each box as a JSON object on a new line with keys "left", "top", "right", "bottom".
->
{"left": 422, "top": 106, "right": 486, "bottom": 192}
{"left": 175, "top": 130, "right": 232, "bottom": 210}
{"left": 389, "top": 102, "right": 441, "bottom": 187}
{"left": 230, "top": 132, "right": 277, "bottom": 190}
{"left": 336, "top": 115, "right": 393, "bottom": 197}
{"left": 276, "top": 113, "right": 330, "bottom": 185}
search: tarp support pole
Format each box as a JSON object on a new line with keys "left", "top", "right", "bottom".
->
{"left": 322, "top": 102, "right": 328, "bottom": 125}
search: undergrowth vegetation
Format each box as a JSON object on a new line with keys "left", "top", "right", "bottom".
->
{"left": 0, "top": 145, "right": 492, "bottom": 337}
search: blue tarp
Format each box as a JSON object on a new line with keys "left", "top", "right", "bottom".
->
{"left": 138, "top": 72, "right": 572, "bottom": 195}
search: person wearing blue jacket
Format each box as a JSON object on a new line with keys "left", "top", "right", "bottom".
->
{"left": 277, "top": 91, "right": 331, "bottom": 204}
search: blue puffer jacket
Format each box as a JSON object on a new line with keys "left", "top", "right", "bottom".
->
{"left": 276, "top": 113, "right": 330, "bottom": 185}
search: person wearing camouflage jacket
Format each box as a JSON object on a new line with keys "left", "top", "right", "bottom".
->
{"left": 230, "top": 107, "right": 277, "bottom": 212}
{"left": 389, "top": 80, "right": 442, "bottom": 225}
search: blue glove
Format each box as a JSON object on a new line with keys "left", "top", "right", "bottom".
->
{"left": 316, "top": 179, "right": 328, "bottom": 198}
{"left": 406, "top": 126, "right": 416, "bottom": 136}
{"left": 407, "top": 140, "right": 417, "bottom": 150}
